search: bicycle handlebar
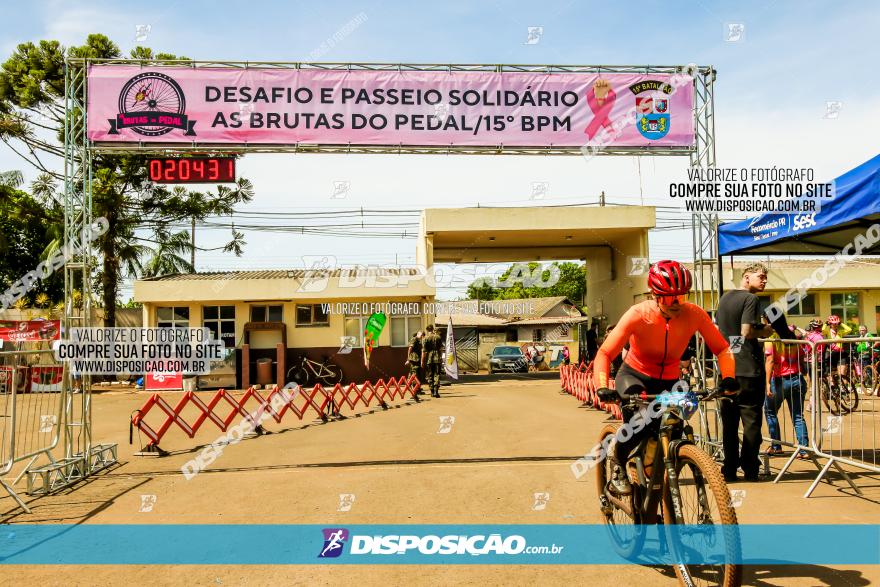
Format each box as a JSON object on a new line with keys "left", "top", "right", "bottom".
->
{"left": 618, "top": 388, "right": 735, "bottom": 403}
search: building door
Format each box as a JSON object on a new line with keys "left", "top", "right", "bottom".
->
{"left": 454, "top": 328, "right": 479, "bottom": 372}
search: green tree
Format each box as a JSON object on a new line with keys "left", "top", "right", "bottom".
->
{"left": 466, "top": 261, "right": 587, "bottom": 302}
{"left": 0, "top": 169, "right": 64, "bottom": 305}
{"left": 0, "top": 35, "right": 253, "bottom": 325}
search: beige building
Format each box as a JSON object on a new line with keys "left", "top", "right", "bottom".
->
{"left": 715, "top": 259, "right": 880, "bottom": 331}
{"left": 134, "top": 268, "right": 434, "bottom": 387}
{"left": 419, "top": 205, "right": 654, "bottom": 325}
{"left": 437, "top": 296, "right": 588, "bottom": 371}
{"left": 134, "top": 204, "right": 657, "bottom": 386}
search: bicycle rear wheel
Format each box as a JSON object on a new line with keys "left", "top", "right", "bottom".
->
{"left": 822, "top": 380, "right": 841, "bottom": 416}
{"left": 662, "top": 443, "right": 741, "bottom": 587}
{"left": 596, "top": 424, "right": 646, "bottom": 559}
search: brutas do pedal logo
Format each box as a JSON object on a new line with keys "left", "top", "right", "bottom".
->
{"left": 109, "top": 72, "right": 197, "bottom": 136}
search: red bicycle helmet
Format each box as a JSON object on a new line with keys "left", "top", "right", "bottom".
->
{"left": 827, "top": 315, "right": 841, "bottom": 326}
{"left": 647, "top": 260, "right": 692, "bottom": 296}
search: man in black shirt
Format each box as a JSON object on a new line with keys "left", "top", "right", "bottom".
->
{"left": 715, "top": 263, "right": 775, "bottom": 482}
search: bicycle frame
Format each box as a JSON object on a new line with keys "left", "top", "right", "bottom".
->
{"left": 605, "top": 407, "right": 699, "bottom": 527}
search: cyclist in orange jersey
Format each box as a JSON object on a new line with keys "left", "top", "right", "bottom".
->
{"left": 594, "top": 260, "right": 739, "bottom": 496}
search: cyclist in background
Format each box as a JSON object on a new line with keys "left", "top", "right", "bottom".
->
{"left": 802, "top": 319, "right": 828, "bottom": 413}
{"left": 855, "top": 325, "right": 880, "bottom": 393}
{"left": 594, "top": 260, "right": 739, "bottom": 496}
{"left": 823, "top": 315, "right": 852, "bottom": 384}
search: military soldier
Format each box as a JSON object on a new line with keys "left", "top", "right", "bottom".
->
{"left": 421, "top": 324, "right": 443, "bottom": 398}
{"left": 405, "top": 330, "right": 424, "bottom": 394}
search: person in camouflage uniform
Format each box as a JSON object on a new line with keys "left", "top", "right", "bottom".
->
{"left": 406, "top": 330, "right": 424, "bottom": 394}
{"left": 421, "top": 324, "right": 443, "bottom": 398}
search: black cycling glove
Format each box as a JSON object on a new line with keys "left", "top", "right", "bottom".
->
{"left": 720, "top": 377, "right": 740, "bottom": 394}
{"left": 597, "top": 387, "right": 620, "bottom": 403}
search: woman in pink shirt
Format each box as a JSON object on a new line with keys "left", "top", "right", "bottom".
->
{"left": 764, "top": 327, "right": 810, "bottom": 459}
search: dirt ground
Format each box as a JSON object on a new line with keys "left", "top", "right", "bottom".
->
{"left": 2, "top": 374, "right": 879, "bottom": 586}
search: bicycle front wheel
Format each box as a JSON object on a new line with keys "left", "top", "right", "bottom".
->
{"left": 662, "top": 443, "right": 742, "bottom": 587}
{"left": 596, "top": 424, "right": 646, "bottom": 559}
{"left": 318, "top": 363, "right": 343, "bottom": 386}
{"left": 822, "top": 380, "right": 841, "bottom": 416}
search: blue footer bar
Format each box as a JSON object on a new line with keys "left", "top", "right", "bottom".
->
{"left": 0, "top": 524, "right": 877, "bottom": 565}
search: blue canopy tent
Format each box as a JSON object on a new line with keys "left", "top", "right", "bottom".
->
{"left": 718, "top": 154, "right": 880, "bottom": 256}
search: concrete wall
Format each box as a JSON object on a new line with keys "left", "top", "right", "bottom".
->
{"left": 515, "top": 325, "right": 575, "bottom": 342}
{"left": 584, "top": 233, "right": 650, "bottom": 326}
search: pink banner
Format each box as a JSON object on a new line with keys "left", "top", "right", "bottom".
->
{"left": 86, "top": 66, "right": 695, "bottom": 148}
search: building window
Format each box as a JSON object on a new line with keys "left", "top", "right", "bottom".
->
{"left": 203, "top": 305, "right": 236, "bottom": 348}
{"left": 788, "top": 293, "right": 816, "bottom": 316}
{"left": 296, "top": 304, "right": 329, "bottom": 327}
{"left": 344, "top": 316, "right": 368, "bottom": 348}
{"left": 830, "top": 293, "right": 860, "bottom": 328}
{"left": 391, "top": 316, "right": 422, "bottom": 347}
{"left": 157, "top": 306, "right": 189, "bottom": 328}
{"left": 250, "top": 305, "right": 282, "bottom": 322}
{"left": 532, "top": 328, "right": 545, "bottom": 341}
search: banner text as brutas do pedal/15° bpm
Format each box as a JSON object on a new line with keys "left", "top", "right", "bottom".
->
{"left": 87, "top": 67, "right": 695, "bottom": 148}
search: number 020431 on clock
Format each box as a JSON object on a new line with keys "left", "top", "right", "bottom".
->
{"left": 148, "top": 157, "right": 236, "bottom": 183}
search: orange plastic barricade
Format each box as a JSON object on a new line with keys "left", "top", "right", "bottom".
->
{"left": 558, "top": 363, "right": 622, "bottom": 421}
{"left": 131, "top": 375, "right": 420, "bottom": 451}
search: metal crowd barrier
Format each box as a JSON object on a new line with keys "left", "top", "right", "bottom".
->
{"left": 561, "top": 336, "right": 880, "bottom": 499}
{"left": 0, "top": 350, "right": 65, "bottom": 512}
{"left": 747, "top": 336, "right": 878, "bottom": 497}
{"left": 805, "top": 336, "right": 879, "bottom": 497}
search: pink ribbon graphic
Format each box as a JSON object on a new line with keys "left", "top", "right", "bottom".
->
{"left": 584, "top": 86, "right": 617, "bottom": 139}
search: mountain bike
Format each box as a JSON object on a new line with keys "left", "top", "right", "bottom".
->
{"left": 821, "top": 372, "right": 859, "bottom": 415}
{"left": 286, "top": 355, "right": 343, "bottom": 386}
{"left": 596, "top": 387, "right": 741, "bottom": 587}
{"left": 854, "top": 351, "right": 879, "bottom": 395}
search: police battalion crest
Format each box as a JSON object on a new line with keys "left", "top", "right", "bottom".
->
{"left": 630, "top": 80, "right": 673, "bottom": 140}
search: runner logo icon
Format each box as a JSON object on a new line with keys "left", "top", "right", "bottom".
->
{"left": 318, "top": 528, "right": 349, "bottom": 558}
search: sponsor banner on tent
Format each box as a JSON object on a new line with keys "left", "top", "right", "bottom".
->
{"left": 87, "top": 66, "right": 695, "bottom": 147}
{"left": 0, "top": 320, "right": 60, "bottom": 342}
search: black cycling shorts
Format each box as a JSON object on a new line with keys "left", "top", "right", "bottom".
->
{"left": 615, "top": 362, "right": 680, "bottom": 397}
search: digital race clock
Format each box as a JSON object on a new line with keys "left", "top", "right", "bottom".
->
{"left": 148, "top": 157, "right": 236, "bottom": 183}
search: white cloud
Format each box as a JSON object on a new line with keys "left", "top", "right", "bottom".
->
{"left": 41, "top": 2, "right": 131, "bottom": 48}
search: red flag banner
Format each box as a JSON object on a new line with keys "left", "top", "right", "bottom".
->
{"left": 0, "top": 320, "right": 61, "bottom": 342}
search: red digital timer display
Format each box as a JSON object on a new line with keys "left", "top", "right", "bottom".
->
{"left": 148, "top": 157, "right": 236, "bottom": 183}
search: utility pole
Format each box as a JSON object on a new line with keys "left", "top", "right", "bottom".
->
{"left": 191, "top": 216, "right": 196, "bottom": 273}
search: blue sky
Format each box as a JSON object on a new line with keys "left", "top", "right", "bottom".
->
{"left": 1, "top": 0, "right": 878, "bottom": 299}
